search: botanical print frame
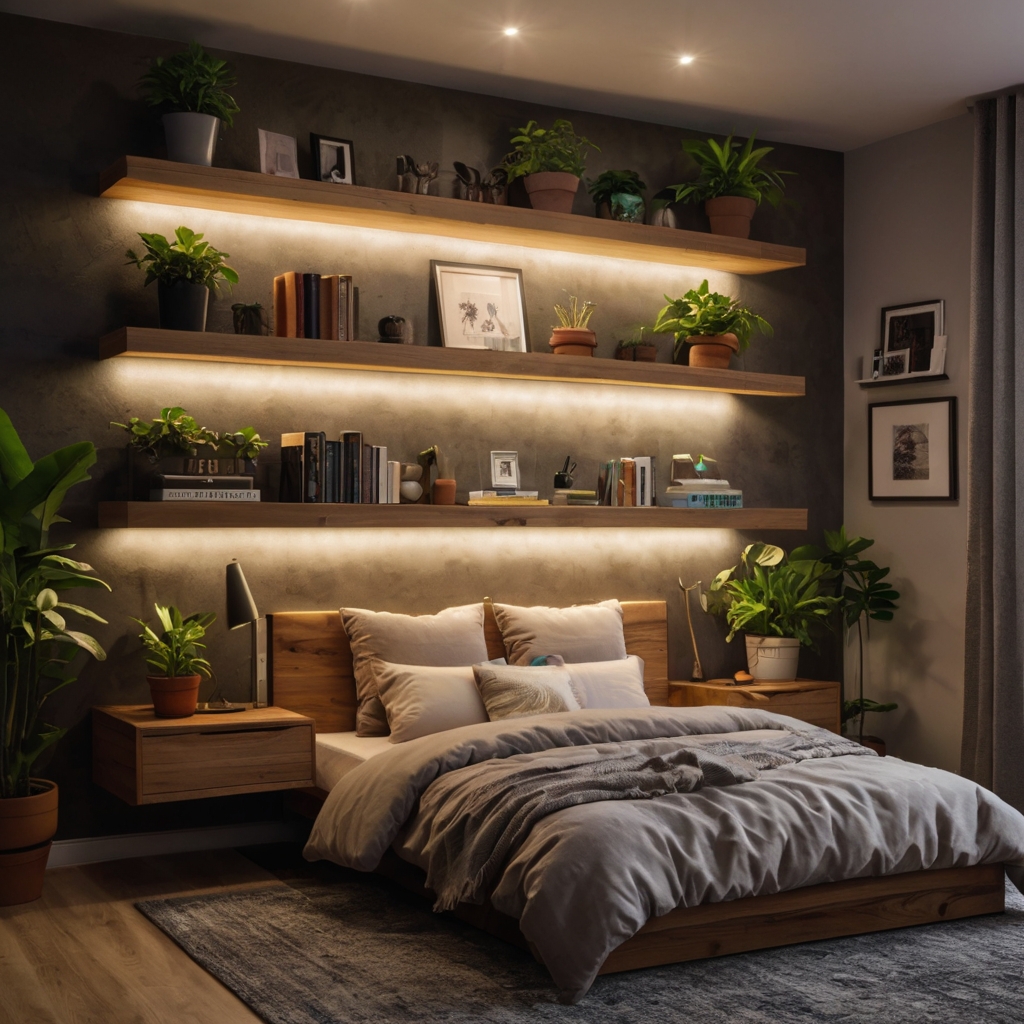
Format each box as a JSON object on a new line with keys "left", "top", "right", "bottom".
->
{"left": 876, "top": 299, "right": 946, "bottom": 380}
{"left": 868, "top": 397, "right": 958, "bottom": 500}
{"left": 258, "top": 129, "right": 299, "bottom": 178}
{"left": 310, "top": 133, "right": 354, "bottom": 185}
{"left": 490, "top": 451, "right": 520, "bottom": 489}
{"left": 432, "top": 261, "right": 529, "bottom": 352}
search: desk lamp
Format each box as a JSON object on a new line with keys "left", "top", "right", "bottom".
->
{"left": 226, "top": 559, "right": 267, "bottom": 708}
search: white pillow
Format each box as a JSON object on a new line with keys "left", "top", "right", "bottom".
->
{"left": 562, "top": 655, "right": 649, "bottom": 709}
{"left": 473, "top": 663, "right": 581, "bottom": 722}
{"left": 374, "top": 660, "right": 488, "bottom": 743}
{"left": 491, "top": 599, "right": 626, "bottom": 666}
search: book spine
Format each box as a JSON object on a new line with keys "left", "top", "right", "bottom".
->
{"left": 386, "top": 460, "right": 400, "bottom": 503}
{"left": 302, "top": 273, "right": 320, "bottom": 339}
{"left": 279, "top": 444, "right": 302, "bottom": 502}
{"left": 676, "top": 492, "right": 744, "bottom": 509}
{"left": 324, "top": 440, "right": 341, "bottom": 503}
{"left": 320, "top": 276, "right": 337, "bottom": 341}
{"left": 376, "top": 446, "right": 387, "bottom": 503}
{"left": 273, "top": 275, "right": 287, "bottom": 337}
{"left": 340, "top": 276, "right": 353, "bottom": 341}
{"left": 303, "top": 431, "right": 326, "bottom": 502}
{"left": 650, "top": 456, "right": 658, "bottom": 507}
{"left": 151, "top": 490, "right": 261, "bottom": 501}
{"left": 361, "top": 443, "right": 373, "bottom": 504}
{"left": 282, "top": 272, "right": 303, "bottom": 338}
{"left": 342, "top": 432, "right": 362, "bottom": 503}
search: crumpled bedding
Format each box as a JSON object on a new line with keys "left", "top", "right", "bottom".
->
{"left": 304, "top": 706, "right": 1024, "bottom": 1002}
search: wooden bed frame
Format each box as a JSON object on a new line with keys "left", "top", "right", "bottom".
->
{"left": 267, "top": 600, "right": 1006, "bottom": 975}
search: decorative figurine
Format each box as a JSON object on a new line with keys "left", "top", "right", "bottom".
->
{"left": 554, "top": 455, "right": 576, "bottom": 490}
{"left": 378, "top": 315, "right": 407, "bottom": 344}
{"left": 679, "top": 578, "right": 705, "bottom": 682}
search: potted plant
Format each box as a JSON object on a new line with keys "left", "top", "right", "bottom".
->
{"left": 134, "top": 605, "right": 215, "bottom": 718}
{"left": 793, "top": 527, "right": 900, "bottom": 754}
{"left": 703, "top": 542, "right": 841, "bottom": 680}
{"left": 587, "top": 170, "right": 647, "bottom": 222}
{"left": 139, "top": 41, "right": 240, "bottom": 166}
{"left": 653, "top": 280, "right": 772, "bottom": 368}
{"left": 502, "top": 119, "right": 598, "bottom": 214}
{"left": 126, "top": 226, "right": 238, "bottom": 332}
{"left": 550, "top": 295, "right": 597, "bottom": 357}
{"left": 647, "top": 187, "right": 679, "bottom": 228}
{"left": 232, "top": 302, "right": 267, "bottom": 336}
{"left": 669, "top": 134, "right": 791, "bottom": 238}
{"left": 0, "top": 409, "right": 110, "bottom": 905}
{"left": 615, "top": 325, "right": 657, "bottom": 362}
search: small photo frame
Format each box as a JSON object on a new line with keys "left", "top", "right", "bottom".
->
{"left": 490, "top": 451, "right": 520, "bottom": 489}
{"left": 432, "top": 261, "right": 529, "bottom": 352}
{"left": 882, "top": 300, "right": 945, "bottom": 375}
{"left": 311, "top": 133, "right": 354, "bottom": 185}
{"left": 869, "top": 396, "right": 957, "bottom": 500}
{"left": 258, "top": 129, "right": 299, "bottom": 178}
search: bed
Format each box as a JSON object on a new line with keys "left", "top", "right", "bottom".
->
{"left": 269, "top": 600, "right": 1024, "bottom": 1002}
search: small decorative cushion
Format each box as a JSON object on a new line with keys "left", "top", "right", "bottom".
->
{"left": 374, "top": 661, "right": 489, "bottom": 744}
{"left": 565, "top": 655, "right": 649, "bottom": 709}
{"left": 473, "top": 663, "right": 582, "bottom": 722}
{"left": 491, "top": 599, "right": 627, "bottom": 666}
{"left": 341, "top": 604, "right": 489, "bottom": 736}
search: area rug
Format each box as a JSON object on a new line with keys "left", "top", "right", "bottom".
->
{"left": 137, "top": 872, "right": 1024, "bottom": 1024}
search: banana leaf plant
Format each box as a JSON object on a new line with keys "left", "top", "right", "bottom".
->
{"left": 0, "top": 409, "right": 110, "bottom": 799}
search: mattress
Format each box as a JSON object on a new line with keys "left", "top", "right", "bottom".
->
{"left": 316, "top": 732, "right": 393, "bottom": 791}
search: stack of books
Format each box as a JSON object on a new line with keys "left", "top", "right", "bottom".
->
{"left": 280, "top": 431, "right": 399, "bottom": 503}
{"left": 466, "top": 489, "right": 547, "bottom": 507}
{"left": 273, "top": 272, "right": 354, "bottom": 340}
{"left": 552, "top": 489, "right": 599, "bottom": 506}
{"left": 150, "top": 473, "right": 260, "bottom": 502}
{"left": 667, "top": 454, "right": 743, "bottom": 508}
{"left": 597, "top": 457, "right": 657, "bottom": 507}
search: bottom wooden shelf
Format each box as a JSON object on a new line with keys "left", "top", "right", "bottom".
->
{"left": 97, "top": 501, "right": 808, "bottom": 531}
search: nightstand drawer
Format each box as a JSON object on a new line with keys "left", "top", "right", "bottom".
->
{"left": 669, "top": 680, "right": 840, "bottom": 733}
{"left": 142, "top": 725, "right": 314, "bottom": 800}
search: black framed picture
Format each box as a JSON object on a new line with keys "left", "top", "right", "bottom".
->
{"left": 868, "top": 396, "right": 958, "bottom": 500}
{"left": 310, "top": 133, "right": 355, "bottom": 185}
{"left": 880, "top": 299, "right": 945, "bottom": 377}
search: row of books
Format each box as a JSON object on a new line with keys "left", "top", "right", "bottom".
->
{"left": 597, "top": 457, "right": 658, "bottom": 507}
{"left": 666, "top": 454, "right": 742, "bottom": 508}
{"left": 273, "top": 272, "right": 354, "bottom": 340}
{"left": 150, "top": 473, "right": 261, "bottom": 502}
{"left": 280, "top": 431, "right": 399, "bottom": 503}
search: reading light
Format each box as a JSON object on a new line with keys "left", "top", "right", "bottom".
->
{"left": 679, "top": 54, "right": 695, "bottom": 65}
{"left": 503, "top": 27, "right": 519, "bottom": 36}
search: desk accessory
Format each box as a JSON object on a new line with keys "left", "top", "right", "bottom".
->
{"left": 224, "top": 560, "right": 267, "bottom": 709}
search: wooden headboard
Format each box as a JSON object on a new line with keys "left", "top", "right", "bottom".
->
{"left": 268, "top": 600, "right": 670, "bottom": 732}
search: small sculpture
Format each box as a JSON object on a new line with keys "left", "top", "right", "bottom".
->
{"left": 453, "top": 161, "right": 507, "bottom": 204}
{"left": 679, "top": 579, "right": 705, "bottom": 682}
{"left": 396, "top": 155, "right": 438, "bottom": 195}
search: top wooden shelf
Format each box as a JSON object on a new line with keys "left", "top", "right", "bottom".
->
{"left": 99, "top": 157, "right": 806, "bottom": 276}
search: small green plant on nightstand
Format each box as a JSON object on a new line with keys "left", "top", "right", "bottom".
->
{"left": 139, "top": 41, "right": 240, "bottom": 126}
{"left": 134, "top": 604, "right": 215, "bottom": 679}
{"left": 126, "top": 226, "right": 238, "bottom": 290}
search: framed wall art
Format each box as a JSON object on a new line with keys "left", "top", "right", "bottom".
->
{"left": 490, "top": 451, "right": 520, "bottom": 489}
{"left": 432, "top": 261, "right": 529, "bottom": 352}
{"left": 868, "top": 396, "right": 958, "bottom": 500}
{"left": 311, "top": 133, "right": 354, "bottom": 185}
{"left": 258, "top": 129, "right": 299, "bottom": 178}
{"left": 858, "top": 299, "right": 948, "bottom": 386}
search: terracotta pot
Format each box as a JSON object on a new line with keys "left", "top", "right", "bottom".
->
{"left": 432, "top": 478, "right": 456, "bottom": 505}
{"left": 148, "top": 675, "right": 201, "bottom": 718}
{"left": 0, "top": 842, "right": 52, "bottom": 906}
{"left": 615, "top": 345, "right": 657, "bottom": 362}
{"left": 523, "top": 172, "right": 580, "bottom": 213}
{"left": 549, "top": 327, "right": 597, "bottom": 357}
{"left": 0, "top": 779, "right": 58, "bottom": 907}
{"left": 858, "top": 735, "right": 887, "bottom": 757}
{"left": 683, "top": 332, "right": 740, "bottom": 369}
{"left": 705, "top": 196, "right": 757, "bottom": 238}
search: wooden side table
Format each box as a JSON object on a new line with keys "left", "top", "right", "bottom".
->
{"left": 669, "top": 679, "right": 841, "bottom": 733}
{"left": 92, "top": 705, "right": 316, "bottom": 806}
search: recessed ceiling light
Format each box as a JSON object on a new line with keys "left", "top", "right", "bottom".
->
{"left": 503, "top": 27, "right": 519, "bottom": 36}
{"left": 678, "top": 54, "right": 695, "bottom": 65}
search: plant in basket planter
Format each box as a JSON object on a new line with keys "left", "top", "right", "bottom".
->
{"left": 0, "top": 408, "right": 110, "bottom": 905}
{"left": 615, "top": 325, "right": 658, "bottom": 362}
{"left": 126, "top": 225, "right": 238, "bottom": 332}
{"left": 502, "top": 119, "right": 598, "bottom": 214}
{"left": 134, "top": 604, "right": 215, "bottom": 718}
{"left": 140, "top": 41, "right": 239, "bottom": 166}
{"left": 670, "top": 134, "right": 792, "bottom": 238}
{"left": 653, "top": 280, "right": 772, "bottom": 368}
{"left": 550, "top": 295, "right": 597, "bottom": 357}
{"left": 587, "top": 169, "right": 647, "bottom": 223}
{"left": 702, "top": 542, "right": 841, "bottom": 681}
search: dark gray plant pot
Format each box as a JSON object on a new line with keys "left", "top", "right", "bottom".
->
{"left": 158, "top": 280, "right": 209, "bottom": 332}
{"left": 163, "top": 112, "right": 219, "bottom": 166}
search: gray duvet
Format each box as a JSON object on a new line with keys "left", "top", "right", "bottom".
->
{"left": 304, "top": 706, "right": 1024, "bottom": 1002}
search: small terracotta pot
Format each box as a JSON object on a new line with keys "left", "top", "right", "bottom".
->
{"left": 858, "top": 735, "right": 887, "bottom": 757}
{"left": 705, "top": 196, "right": 757, "bottom": 238}
{"left": 148, "top": 675, "right": 201, "bottom": 718}
{"left": 0, "top": 779, "right": 58, "bottom": 852}
{"left": 549, "top": 327, "right": 597, "bottom": 357}
{"left": 0, "top": 842, "right": 52, "bottom": 906}
{"left": 432, "top": 478, "right": 456, "bottom": 505}
{"left": 683, "top": 332, "right": 739, "bottom": 369}
{"left": 523, "top": 172, "right": 580, "bottom": 213}
{"left": 616, "top": 345, "right": 657, "bottom": 362}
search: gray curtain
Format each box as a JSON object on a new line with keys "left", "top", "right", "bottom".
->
{"left": 962, "top": 93, "right": 1024, "bottom": 811}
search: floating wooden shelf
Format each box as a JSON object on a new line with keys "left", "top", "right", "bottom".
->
{"left": 99, "top": 157, "right": 806, "bottom": 276}
{"left": 98, "top": 327, "right": 806, "bottom": 397}
{"left": 97, "top": 502, "right": 808, "bottom": 531}
{"left": 856, "top": 373, "right": 950, "bottom": 389}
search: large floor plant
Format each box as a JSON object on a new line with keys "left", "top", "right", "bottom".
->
{"left": 1, "top": 409, "right": 109, "bottom": 799}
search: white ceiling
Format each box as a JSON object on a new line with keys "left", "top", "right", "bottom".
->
{"left": 7, "top": 0, "right": 1024, "bottom": 150}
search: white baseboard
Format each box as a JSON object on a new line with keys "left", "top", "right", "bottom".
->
{"left": 47, "top": 819, "right": 309, "bottom": 869}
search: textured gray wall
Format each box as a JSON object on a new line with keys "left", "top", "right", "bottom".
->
{"left": 0, "top": 13, "right": 843, "bottom": 839}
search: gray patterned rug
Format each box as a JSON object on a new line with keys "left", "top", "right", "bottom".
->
{"left": 138, "top": 872, "right": 1024, "bottom": 1024}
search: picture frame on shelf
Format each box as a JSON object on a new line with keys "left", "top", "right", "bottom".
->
{"left": 490, "top": 451, "right": 520, "bottom": 489}
{"left": 432, "top": 261, "right": 529, "bottom": 352}
{"left": 868, "top": 396, "right": 957, "bottom": 501}
{"left": 860, "top": 300, "right": 947, "bottom": 385}
{"left": 258, "top": 129, "right": 299, "bottom": 178}
{"left": 310, "top": 133, "right": 354, "bottom": 185}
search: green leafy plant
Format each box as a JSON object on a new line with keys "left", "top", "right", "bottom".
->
{"left": 587, "top": 169, "right": 647, "bottom": 206}
{"left": 139, "top": 41, "right": 240, "bottom": 126}
{"left": 502, "top": 119, "right": 599, "bottom": 181}
{"left": 653, "top": 280, "right": 772, "bottom": 360}
{"left": 619, "top": 325, "right": 655, "bottom": 350}
{"left": 669, "top": 134, "right": 791, "bottom": 206}
{"left": 702, "top": 542, "right": 841, "bottom": 647}
{"left": 792, "top": 527, "right": 900, "bottom": 741}
{"left": 216, "top": 426, "right": 268, "bottom": 462}
{"left": 126, "top": 226, "right": 239, "bottom": 290}
{"left": 1, "top": 408, "right": 110, "bottom": 799}
{"left": 553, "top": 295, "right": 596, "bottom": 330}
{"left": 134, "top": 604, "right": 215, "bottom": 679}
{"left": 110, "top": 407, "right": 268, "bottom": 463}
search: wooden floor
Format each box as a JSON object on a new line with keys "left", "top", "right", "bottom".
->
{"left": 0, "top": 850, "right": 283, "bottom": 1024}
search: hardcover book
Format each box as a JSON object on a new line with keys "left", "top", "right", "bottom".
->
{"left": 302, "top": 273, "right": 321, "bottom": 339}
{"left": 280, "top": 431, "right": 326, "bottom": 502}
{"left": 149, "top": 489, "right": 261, "bottom": 502}
{"left": 341, "top": 431, "right": 362, "bottom": 503}
{"left": 320, "top": 274, "right": 354, "bottom": 341}
{"left": 272, "top": 272, "right": 304, "bottom": 338}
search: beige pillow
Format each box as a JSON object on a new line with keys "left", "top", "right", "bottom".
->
{"left": 492, "top": 599, "right": 627, "bottom": 666}
{"left": 341, "top": 604, "right": 489, "bottom": 736}
{"left": 564, "top": 655, "right": 649, "bottom": 709}
{"left": 374, "top": 661, "right": 489, "bottom": 743}
{"left": 473, "top": 663, "right": 582, "bottom": 722}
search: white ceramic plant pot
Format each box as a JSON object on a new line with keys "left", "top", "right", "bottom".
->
{"left": 163, "top": 112, "right": 220, "bottom": 166}
{"left": 744, "top": 635, "right": 800, "bottom": 681}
